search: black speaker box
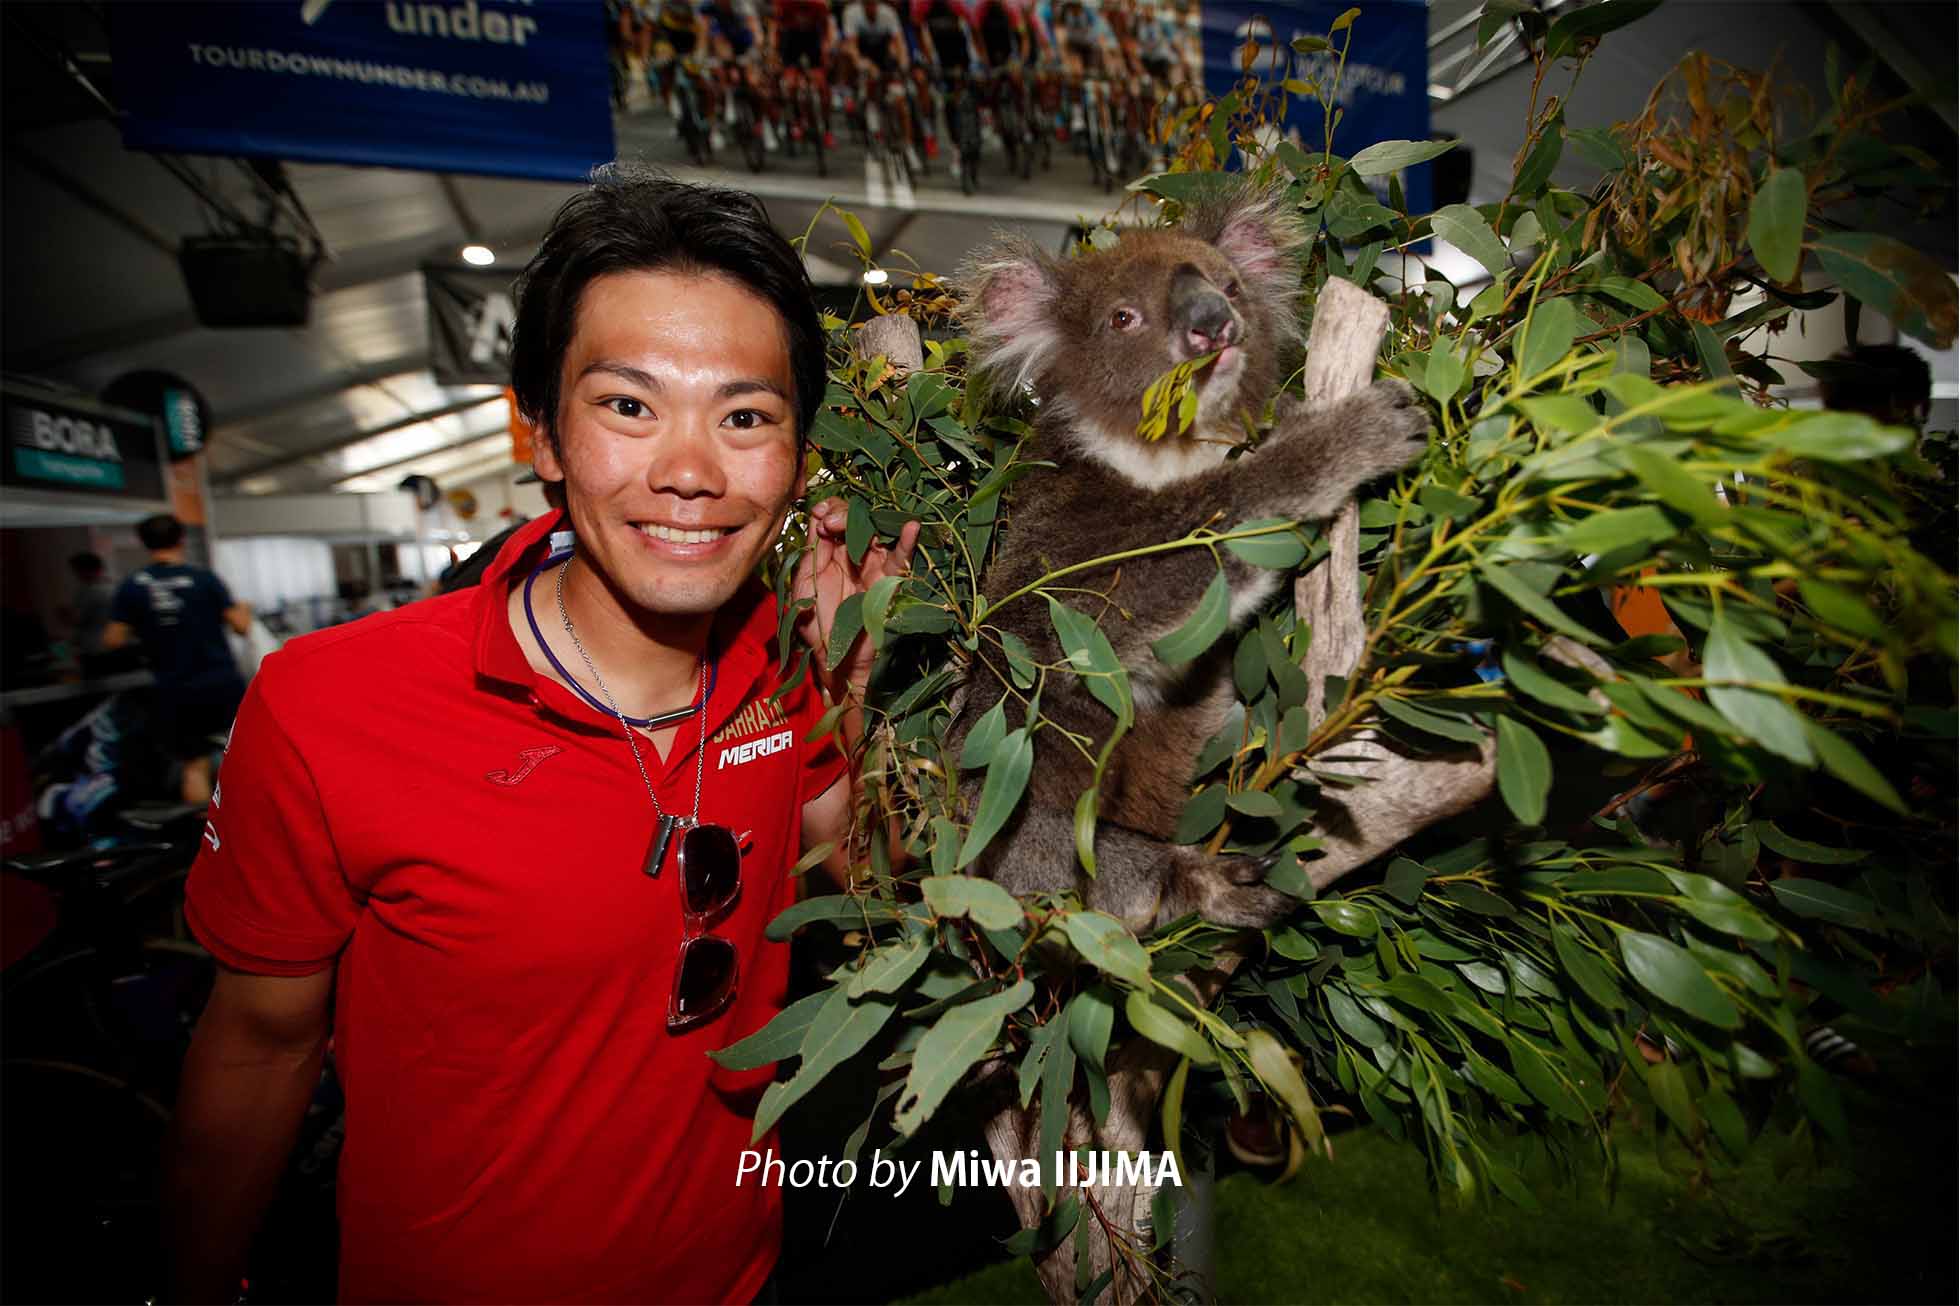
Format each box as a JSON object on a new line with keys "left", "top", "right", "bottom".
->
{"left": 178, "top": 234, "right": 314, "bottom": 328}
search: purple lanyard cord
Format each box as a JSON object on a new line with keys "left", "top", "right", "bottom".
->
{"left": 521, "top": 548, "right": 717, "bottom": 729}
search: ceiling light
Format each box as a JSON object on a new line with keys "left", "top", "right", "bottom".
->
{"left": 461, "top": 244, "right": 495, "bottom": 267}
{"left": 862, "top": 268, "right": 889, "bottom": 286}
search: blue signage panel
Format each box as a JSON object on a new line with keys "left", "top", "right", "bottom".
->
{"left": 1200, "top": 0, "right": 1431, "bottom": 214}
{"left": 110, "top": 0, "right": 614, "bottom": 182}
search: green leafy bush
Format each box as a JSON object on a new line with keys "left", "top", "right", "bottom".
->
{"left": 734, "top": 3, "right": 1955, "bottom": 1295}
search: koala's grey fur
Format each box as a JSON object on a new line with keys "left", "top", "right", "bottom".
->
{"left": 951, "top": 185, "right": 1430, "bottom": 931}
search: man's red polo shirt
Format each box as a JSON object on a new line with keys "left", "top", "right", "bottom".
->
{"left": 186, "top": 512, "right": 843, "bottom": 1304}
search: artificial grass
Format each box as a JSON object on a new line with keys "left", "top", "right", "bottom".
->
{"left": 895, "top": 1077, "right": 1956, "bottom": 1306}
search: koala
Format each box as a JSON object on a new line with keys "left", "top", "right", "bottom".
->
{"left": 951, "top": 184, "right": 1430, "bottom": 932}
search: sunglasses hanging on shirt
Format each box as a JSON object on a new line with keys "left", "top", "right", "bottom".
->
{"left": 522, "top": 542, "right": 745, "bottom": 1032}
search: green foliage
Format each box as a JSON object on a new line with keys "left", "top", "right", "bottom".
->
{"left": 744, "top": 0, "right": 1957, "bottom": 1280}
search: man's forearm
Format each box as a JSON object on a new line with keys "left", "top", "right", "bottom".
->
{"left": 165, "top": 1026, "right": 326, "bottom": 1303}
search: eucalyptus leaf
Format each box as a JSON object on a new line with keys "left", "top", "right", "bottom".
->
{"left": 1151, "top": 569, "right": 1231, "bottom": 664}
{"left": 1501, "top": 649, "right": 1603, "bottom": 715}
{"left": 1350, "top": 138, "right": 1458, "bottom": 176}
{"left": 824, "top": 592, "right": 866, "bottom": 671}
{"left": 1747, "top": 167, "right": 1807, "bottom": 284}
{"left": 1225, "top": 520, "right": 1310, "bottom": 569}
{"left": 1518, "top": 298, "right": 1581, "bottom": 380}
{"left": 893, "top": 980, "right": 1035, "bottom": 1135}
{"left": 1479, "top": 561, "right": 1607, "bottom": 646}
{"left": 1768, "top": 878, "right": 1877, "bottom": 927}
{"left": 956, "top": 727, "right": 1035, "bottom": 867}
{"left": 1703, "top": 613, "right": 1815, "bottom": 766}
{"left": 1431, "top": 204, "right": 1510, "bottom": 281}
{"left": 1494, "top": 716, "right": 1552, "bottom": 825}
{"left": 860, "top": 574, "right": 902, "bottom": 651}
{"left": 709, "top": 989, "right": 832, "bottom": 1070}
{"left": 1618, "top": 931, "right": 1741, "bottom": 1029}
{"left": 752, "top": 987, "right": 899, "bottom": 1140}
{"left": 843, "top": 931, "right": 933, "bottom": 997}
{"left": 1811, "top": 232, "right": 1958, "bottom": 350}
{"left": 921, "top": 874, "right": 1026, "bottom": 930}
{"left": 1067, "top": 986, "right": 1116, "bottom": 1070}
{"left": 1125, "top": 989, "right": 1217, "bottom": 1065}
{"left": 960, "top": 699, "right": 1008, "bottom": 770}
{"left": 1061, "top": 911, "right": 1154, "bottom": 986}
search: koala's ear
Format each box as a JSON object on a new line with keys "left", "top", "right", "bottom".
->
{"left": 1186, "top": 183, "right": 1307, "bottom": 292}
{"left": 958, "top": 237, "right": 1062, "bottom": 396}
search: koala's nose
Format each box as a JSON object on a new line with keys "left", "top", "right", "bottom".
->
{"left": 1170, "top": 266, "right": 1241, "bottom": 357}
{"left": 1184, "top": 302, "right": 1240, "bottom": 355}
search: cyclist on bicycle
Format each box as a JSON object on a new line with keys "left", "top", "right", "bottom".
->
{"left": 842, "top": 0, "right": 920, "bottom": 170}
{"left": 704, "top": 0, "right": 770, "bottom": 147}
{"left": 914, "top": 0, "right": 977, "bottom": 75}
{"left": 1133, "top": 0, "right": 1180, "bottom": 86}
{"left": 649, "top": 0, "right": 709, "bottom": 107}
{"left": 970, "top": 0, "right": 1034, "bottom": 68}
{"left": 842, "top": 0, "right": 912, "bottom": 76}
{"left": 703, "top": 0, "right": 765, "bottom": 58}
{"left": 912, "top": 0, "right": 976, "bottom": 166}
{"left": 770, "top": 0, "right": 837, "bottom": 145}
{"left": 1050, "top": 0, "right": 1115, "bottom": 137}
{"left": 1052, "top": 0, "right": 1115, "bottom": 78}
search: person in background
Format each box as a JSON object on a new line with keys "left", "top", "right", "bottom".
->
{"left": 1818, "top": 342, "right": 1934, "bottom": 430}
{"left": 63, "top": 551, "right": 118, "bottom": 677}
{"left": 100, "top": 514, "right": 249, "bottom": 806}
{"left": 163, "top": 167, "right": 916, "bottom": 1305}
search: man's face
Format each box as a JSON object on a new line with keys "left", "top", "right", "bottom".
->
{"left": 534, "top": 269, "right": 805, "bottom": 619}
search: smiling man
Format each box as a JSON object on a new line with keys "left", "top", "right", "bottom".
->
{"left": 165, "top": 168, "right": 914, "bottom": 1304}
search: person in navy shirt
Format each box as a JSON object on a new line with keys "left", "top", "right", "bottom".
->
{"left": 103, "top": 513, "right": 251, "bottom": 806}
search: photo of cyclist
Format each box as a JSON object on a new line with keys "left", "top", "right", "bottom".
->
{"left": 773, "top": 0, "right": 835, "bottom": 69}
{"left": 842, "top": 0, "right": 913, "bottom": 76}
{"left": 1133, "top": 0, "right": 1181, "bottom": 86}
{"left": 969, "top": 0, "right": 1034, "bottom": 69}
{"left": 1101, "top": 0, "right": 1141, "bottom": 78}
{"left": 770, "top": 0, "right": 837, "bottom": 146}
{"left": 1051, "top": 0, "right": 1114, "bottom": 79}
{"left": 648, "top": 0, "right": 718, "bottom": 158}
{"left": 704, "top": 0, "right": 772, "bottom": 160}
{"left": 914, "top": 0, "right": 977, "bottom": 75}
{"left": 703, "top": 0, "right": 766, "bottom": 60}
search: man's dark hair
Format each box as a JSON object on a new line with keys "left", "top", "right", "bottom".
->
{"left": 136, "top": 514, "right": 185, "bottom": 552}
{"left": 1818, "top": 343, "right": 1934, "bottom": 426}
{"left": 69, "top": 551, "right": 104, "bottom": 578}
{"left": 510, "top": 166, "right": 824, "bottom": 457}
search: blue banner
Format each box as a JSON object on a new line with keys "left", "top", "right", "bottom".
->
{"left": 1200, "top": 0, "right": 1431, "bottom": 214}
{"left": 110, "top": 1, "right": 614, "bottom": 182}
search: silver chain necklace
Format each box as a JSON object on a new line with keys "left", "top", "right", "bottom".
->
{"left": 555, "top": 558, "right": 707, "bottom": 879}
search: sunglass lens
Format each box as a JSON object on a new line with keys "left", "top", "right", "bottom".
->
{"left": 672, "top": 937, "right": 737, "bottom": 1026}
{"left": 682, "top": 825, "right": 741, "bottom": 916}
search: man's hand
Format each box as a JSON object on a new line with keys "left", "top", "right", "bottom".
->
{"left": 793, "top": 498, "right": 919, "bottom": 695}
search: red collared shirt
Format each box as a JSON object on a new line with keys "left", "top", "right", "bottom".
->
{"left": 186, "top": 511, "right": 843, "bottom": 1304}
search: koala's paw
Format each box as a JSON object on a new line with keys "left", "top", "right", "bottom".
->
{"left": 1171, "top": 854, "right": 1298, "bottom": 930}
{"left": 1352, "top": 378, "right": 1431, "bottom": 479}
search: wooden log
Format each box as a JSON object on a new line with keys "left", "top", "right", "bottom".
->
{"left": 857, "top": 313, "right": 925, "bottom": 373}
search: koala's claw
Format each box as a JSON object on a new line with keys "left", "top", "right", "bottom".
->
{"left": 1356, "top": 378, "right": 1432, "bottom": 477}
